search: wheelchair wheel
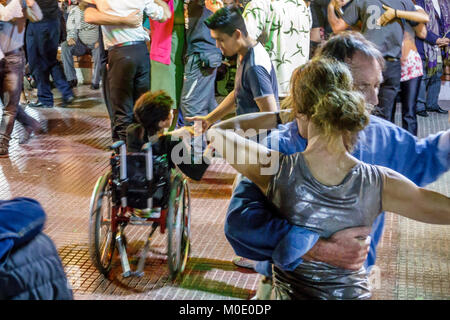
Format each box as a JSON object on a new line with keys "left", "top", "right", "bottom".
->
{"left": 89, "top": 171, "right": 116, "bottom": 276}
{"left": 167, "top": 173, "right": 191, "bottom": 279}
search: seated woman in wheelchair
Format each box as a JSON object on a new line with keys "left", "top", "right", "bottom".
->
{"left": 126, "top": 90, "right": 209, "bottom": 181}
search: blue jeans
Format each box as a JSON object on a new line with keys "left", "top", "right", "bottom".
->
{"left": 26, "top": 19, "right": 73, "bottom": 105}
{"left": 416, "top": 61, "right": 443, "bottom": 112}
{"left": 179, "top": 52, "right": 221, "bottom": 126}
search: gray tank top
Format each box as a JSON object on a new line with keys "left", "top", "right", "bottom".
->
{"left": 266, "top": 153, "right": 384, "bottom": 300}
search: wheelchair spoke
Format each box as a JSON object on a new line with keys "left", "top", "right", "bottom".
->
{"left": 100, "top": 232, "right": 112, "bottom": 263}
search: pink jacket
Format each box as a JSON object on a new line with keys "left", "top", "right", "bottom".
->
{"left": 149, "top": 0, "right": 174, "bottom": 65}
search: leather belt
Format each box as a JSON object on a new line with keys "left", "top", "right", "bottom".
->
{"left": 384, "top": 56, "right": 400, "bottom": 62}
{"left": 5, "top": 47, "right": 23, "bottom": 56}
{"left": 109, "top": 41, "right": 146, "bottom": 50}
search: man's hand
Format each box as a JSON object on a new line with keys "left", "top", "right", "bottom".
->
{"left": 436, "top": 37, "right": 449, "bottom": 48}
{"left": 154, "top": 0, "right": 172, "bottom": 23}
{"left": 302, "top": 227, "right": 371, "bottom": 270}
{"left": 205, "top": 0, "right": 224, "bottom": 13}
{"left": 377, "top": 4, "right": 396, "bottom": 26}
{"left": 25, "top": 0, "right": 36, "bottom": 7}
{"left": 67, "top": 38, "right": 76, "bottom": 46}
{"left": 185, "top": 115, "right": 212, "bottom": 133}
{"left": 121, "top": 9, "right": 142, "bottom": 28}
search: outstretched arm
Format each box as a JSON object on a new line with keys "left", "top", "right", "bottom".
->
{"left": 382, "top": 168, "right": 450, "bottom": 224}
{"left": 207, "top": 123, "right": 277, "bottom": 193}
{"left": 207, "top": 111, "right": 291, "bottom": 132}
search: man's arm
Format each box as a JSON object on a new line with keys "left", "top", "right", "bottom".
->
{"left": 327, "top": 0, "right": 350, "bottom": 33}
{"left": 84, "top": 6, "right": 142, "bottom": 27}
{"left": 65, "top": 6, "right": 78, "bottom": 43}
{"left": 377, "top": 4, "right": 428, "bottom": 39}
{"left": 185, "top": 89, "right": 236, "bottom": 131}
{"left": 225, "top": 178, "right": 371, "bottom": 271}
{"left": 254, "top": 95, "right": 278, "bottom": 113}
{"left": 150, "top": 0, "right": 171, "bottom": 22}
{"left": 358, "top": 117, "right": 449, "bottom": 187}
{"left": 23, "top": 0, "right": 42, "bottom": 22}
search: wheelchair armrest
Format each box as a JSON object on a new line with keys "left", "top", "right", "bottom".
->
{"left": 109, "top": 140, "right": 125, "bottom": 151}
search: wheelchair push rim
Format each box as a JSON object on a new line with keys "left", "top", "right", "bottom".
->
{"left": 167, "top": 173, "right": 191, "bottom": 279}
{"left": 89, "top": 171, "right": 116, "bottom": 276}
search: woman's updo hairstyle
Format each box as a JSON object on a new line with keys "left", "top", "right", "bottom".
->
{"left": 285, "top": 57, "right": 369, "bottom": 151}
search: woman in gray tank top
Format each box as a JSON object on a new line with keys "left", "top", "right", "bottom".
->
{"left": 205, "top": 57, "right": 450, "bottom": 299}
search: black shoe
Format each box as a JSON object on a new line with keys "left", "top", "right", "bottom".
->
{"left": 429, "top": 107, "right": 448, "bottom": 114}
{"left": 68, "top": 79, "right": 78, "bottom": 88}
{"left": 28, "top": 101, "right": 54, "bottom": 108}
{"left": 90, "top": 83, "right": 100, "bottom": 90}
{"left": 416, "top": 110, "right": 429, "bottom": 117}
{"left": 61, "top": 95, "right": 75, "bottom": 108}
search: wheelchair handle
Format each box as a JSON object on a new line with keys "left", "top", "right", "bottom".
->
{"left": 141, "top": 142, "right": 151, "bottom": 152}
{"left": 109, "top": 140, "right": 125, "bottom": 150}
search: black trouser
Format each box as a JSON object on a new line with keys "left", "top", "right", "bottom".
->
{"left": 107, "top": 42, "right": 150, "bottom": 141}
{"left": 399, "top": 76, "right": 421, "bottom": 136}
{"left": 373, "top": 60, "right": 401, "bottom": 123}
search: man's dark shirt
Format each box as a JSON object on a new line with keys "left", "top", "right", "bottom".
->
{"left": 35, "top": 0, "right": 60, "bottom": 20}
{"left": 310, "top": 0, "right": 333, "bottom": 37}
{"left": 184, "top": 0, "right": 221, "bottom": 55}
{"left": 342, "top": 0, "right": 418, "bottom": 58}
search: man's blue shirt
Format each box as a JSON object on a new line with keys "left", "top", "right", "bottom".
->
{"left": 225, "top": 115, "right": 449, "bottom": 273}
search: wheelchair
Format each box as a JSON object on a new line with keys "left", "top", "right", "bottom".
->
{"left": 88, "top": 140, "right": 191, "bottom": 279}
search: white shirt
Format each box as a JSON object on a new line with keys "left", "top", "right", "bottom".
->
{"left": 431, "top": 0, "right": 441, "bottom": 17}
{"left": 243, "top": 0, "right": 312, "bottom": 97}
{"left": 0, "top": 0, "right": 42, "bottom": 54}
{"left": 93, "top": 0, "right": 164, "bottom": 49}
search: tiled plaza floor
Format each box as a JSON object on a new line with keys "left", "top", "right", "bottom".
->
{"left": 0, "top": 85, "right": 448, "bottom": 300}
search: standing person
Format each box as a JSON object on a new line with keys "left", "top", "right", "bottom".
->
{"left": 178, "top": 0, "right": 223, "bottom": 127}
{"left": 26, "top": 0, "right": 75, "bottom": 108}
{"left": 61, "top": 0, "right": 101, "bottom": 90}
{"left": 207, "top": 0, "right": 311, "bottom": 99}
{"left": 328, "top": 0, "right": 427, "bottom": 124}
{"left": 148, "top": 0, "right": 185, "bottom": 129}
{"left": 84, "top": 0, "right": 172, "bottom": 142}
{"left": 186, "top": 6, "right": 279, "bottom": 129}
{"left": 0, "top": 0, "right": 42, "bottom": 157}
{"left": 377, "top": 4, "right": 430, "bottom": 135}
{"left": 415, "top": 0, "right": 449, "bottom": 117}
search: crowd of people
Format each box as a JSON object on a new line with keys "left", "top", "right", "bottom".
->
{"left": 0, "top": 0, "right": 449, "bottom": 300}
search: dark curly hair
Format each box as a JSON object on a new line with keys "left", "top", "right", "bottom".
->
{"left": 133, "top": 90, "right": 173, "bottom": 136}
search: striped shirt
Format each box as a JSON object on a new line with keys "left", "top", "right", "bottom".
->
{"left": 66, "top": 5, "right": 99, "bottom": 46}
